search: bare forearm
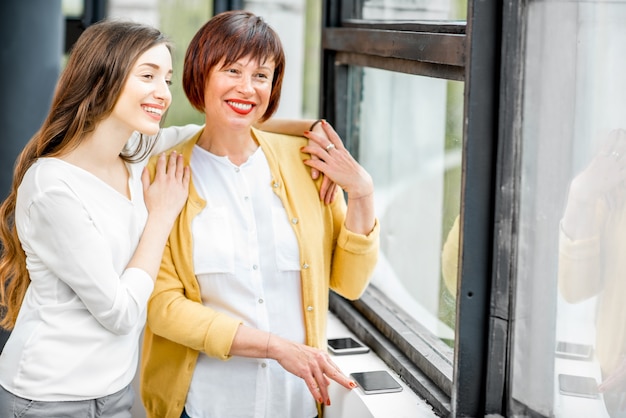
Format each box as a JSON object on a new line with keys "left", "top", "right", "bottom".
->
{"left": 255, "top": 118, "right": 317, "bottom": 136}
{"left": 345, "top": 192, "right": 376, "bottom": 235}
{"left": 344, "top": 170, "right": 376, "bottom": 235}
{"left": 229, "top": 324, "right": 356, "bottom": 406}
{"left": 229, "top": 324, "right": 271, "bottom": 358}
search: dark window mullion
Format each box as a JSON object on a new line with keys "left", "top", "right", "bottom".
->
{"left": 453, "top": 0, "right": 502, "bottom": 416}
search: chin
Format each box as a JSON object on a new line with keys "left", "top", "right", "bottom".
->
{"left": 230, "top": 117, "right": 255, "bottom": 129}
{"left": 139, "top": 124, "right": 161, "bottom": 136}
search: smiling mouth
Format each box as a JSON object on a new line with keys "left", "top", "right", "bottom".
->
{"left": 142, "top": 105, "right": 163, "bottom": 116}
{"left": 227, "top": 100, "right": 254, "bottom": 115}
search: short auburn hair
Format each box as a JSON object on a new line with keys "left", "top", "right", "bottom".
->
{"left": 183, "top": 10, "right": 285, "bottom": 122}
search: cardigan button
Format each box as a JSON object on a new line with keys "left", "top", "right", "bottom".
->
{"left": 306, "top": 306, "right": 314, "bottom": 312}
{"left": 302, "top": 263, "right": 309, "bottom": 269}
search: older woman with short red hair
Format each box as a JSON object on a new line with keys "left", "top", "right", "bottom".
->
{"left": 140, "top": 11, "right": 379, "bottom": 418}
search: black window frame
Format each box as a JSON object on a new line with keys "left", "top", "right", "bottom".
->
{"left": 64, "top": 0, "right": 108, "bottom": 53}
{"left": 320, "top": 1, "right": 508, "bottom": 416}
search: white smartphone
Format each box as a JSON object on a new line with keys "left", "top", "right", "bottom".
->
{"left": 350, "top": 370, "right": 404, "bottom": 395}
{"left": 555, "top": 341, "right": 593, "bottom": 361}
{"left": 327, "top": 337, "right": 370, "bottom": 355}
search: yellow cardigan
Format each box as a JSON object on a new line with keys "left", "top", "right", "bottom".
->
{"left": 559, "top": 199, "right": 626, "bottom": 376}
{"left": 140, "top": 127, "right": 379, "bottom": 418}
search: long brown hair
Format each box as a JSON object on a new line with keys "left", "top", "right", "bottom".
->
{"left": 0, "top": 20, "right": 170, "bottom": 329}
{"left": 183, "top": 10, "right": 286, "bottom": 123}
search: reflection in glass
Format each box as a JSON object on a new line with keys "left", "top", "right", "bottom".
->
{"left": 357, "top": 0, "right": 467, "bottom": 21}
{"left": 513, "top": 1, "right": 626, "bottom": 417}
{"left": 351, "top": 66, "right": 463, "bottom": 348}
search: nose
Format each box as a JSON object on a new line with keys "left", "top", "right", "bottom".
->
{"left": 237, "top": 75, "right": 254, "bottom": 95}
{"left": 154, "top": 78, "right": 172, "bottom": 104}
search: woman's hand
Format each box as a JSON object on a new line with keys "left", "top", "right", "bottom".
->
{"left": 562, "top": 129, "right": 626, "bottom": 239}
{"left": 268, "top": 334, "right": 357, "bottom": 406}
{"left": 306, "top": 120, "right": 339, "bottom": 204}
{"left": 141, "top": 151, "right": 190, "bottom": 222}
{"left": 303, "top": 120, "right": 374, "bottom": 201}
{"left": 568, "top": 129, "right": 626, "bottom": 204}
{"left": 130, "top": 151, "right": 190, "bottom": 281}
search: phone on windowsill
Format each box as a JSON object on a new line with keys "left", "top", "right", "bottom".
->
{"left": 327, "top": 337, "right": 370, "bottom": 355}
{"left": 558, "top": 374, "right": 599, "bottom": 399}
{"left": 350, "top": 370, "right": 404, "bottom": 395}
{"left": 555, "top": 341, "right": 593, "bottom": 361}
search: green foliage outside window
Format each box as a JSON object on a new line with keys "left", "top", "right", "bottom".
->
{"left": 158, "top": 0, "right": 210, "bottom": 127}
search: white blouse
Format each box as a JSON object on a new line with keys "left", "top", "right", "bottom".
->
{"left": 0, "top": 124, "right": 201, "bottom": 401}
{"left": 184, "top": 145, "right": 317, "bottom": 418}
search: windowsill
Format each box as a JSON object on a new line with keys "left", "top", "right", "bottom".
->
{"left": 325, "top": 312, "right": 440, "bottom": 418}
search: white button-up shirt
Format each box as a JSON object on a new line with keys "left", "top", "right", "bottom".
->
{"left": 0, "top": 124, "right": 201, "bottom": 401}
{"left": 184, "top": 145, "right": 317, "bottom": 418}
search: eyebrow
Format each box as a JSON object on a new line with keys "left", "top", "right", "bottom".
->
{"left": 228, "top": 58, "right": 275, "bottom": 71}
{"left": 138, "top": 62, "right": 173, "bottom": 75}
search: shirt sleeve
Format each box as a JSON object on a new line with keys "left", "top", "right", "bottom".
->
{"left": 558, "top": 223, "right": 603, "bottom": 303}
{"left": 124, "top": 124, "right": 203, "bottom": 162}
{"left": 151, "top": 124, "right": 203, "bottom": 156}
{"left": 22, "top": 187, "right": 154, "bottom": 335}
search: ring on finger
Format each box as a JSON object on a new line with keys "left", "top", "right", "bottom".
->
{"left": 325, "top": 143, "right": 335, "bottom": 152}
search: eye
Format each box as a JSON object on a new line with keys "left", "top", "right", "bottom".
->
{"left": 256, "top": 71, "right": 274, "bottom": 81}
{"left": 142, "top": 74, "right": 154, "bottom": 80}
{"left": 165, "top": 79, "right": 173, "bottom": 86}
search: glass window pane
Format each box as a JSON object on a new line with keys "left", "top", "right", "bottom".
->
{"left": 351, "top": 66, "right": 463, "bottom": 354}
{"left": 62, "top": 0, "right": 83, "bottom": 18}
{"left": 106, "top": 0, "right": 210, "bottom": 126}
{"left": 512, "top": 1, "right": 626, "bottom": 416}
{"left": 354, "top": 0, "right": 467, "bottom": 21}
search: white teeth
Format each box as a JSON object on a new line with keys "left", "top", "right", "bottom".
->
{"left": 228, "top": 101, "right": 252, "bottom": 111}
{"left": 143, "top": 106, "right": 163, "bottom": 115}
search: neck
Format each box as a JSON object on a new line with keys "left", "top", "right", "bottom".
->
{"left": 198, "top": 125, "right": 259, "bottom": 166}
{"left": 61, "top": 127, "right": 129, "bottom": 168}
